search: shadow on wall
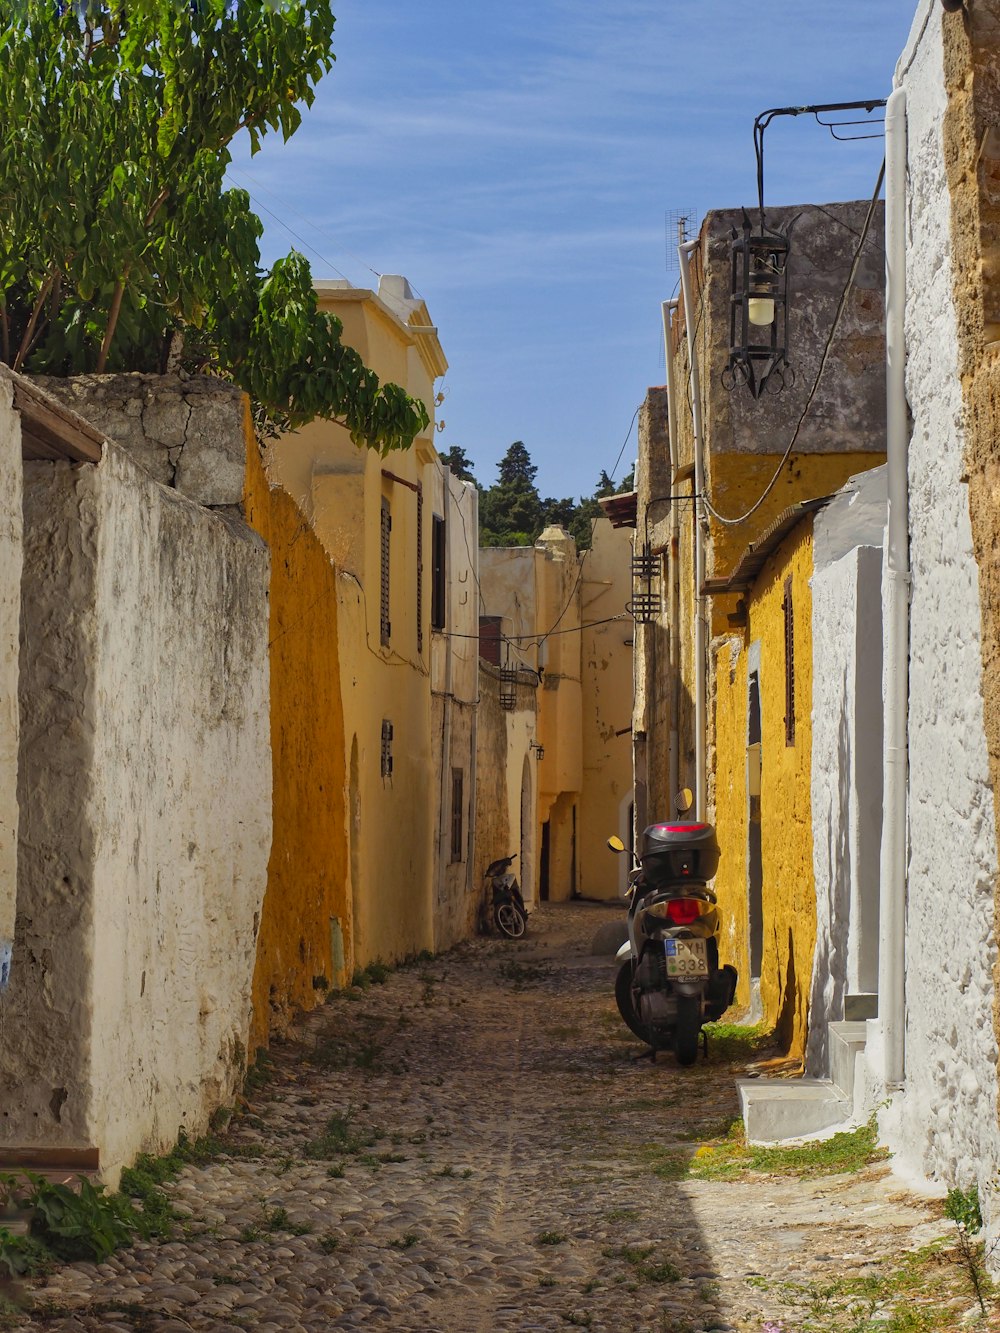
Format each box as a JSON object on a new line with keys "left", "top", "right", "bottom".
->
{"left": 806, "top": 679, "right": 852, "bottom": 1075}
{"left": 776, "top": 925, "right": 798, "bottom": 1054}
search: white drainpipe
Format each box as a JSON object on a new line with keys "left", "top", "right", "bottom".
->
{"left": 879, "top": 86, "right": 909, "bottom": 1089}
{"left": 678, "top": 240, "right": 708, "bottom": 821}
{"left": 661, "top": 299, "right": 682, "bottom": 808}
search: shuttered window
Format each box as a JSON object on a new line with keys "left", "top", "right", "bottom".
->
{"left": 416, "top": 485, "right": 424, "bottom": 655}
{"left": 431, "top": 515, "right": 446, "bottom": 631}
{"left": 380, "top": 497, "right": 391, "bottom": 646}
{"left": 450, "top": 768, "right": 464, "bottom": 862}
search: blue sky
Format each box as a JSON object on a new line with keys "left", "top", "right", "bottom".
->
{"left": 230, "top": 1, "right": 916, "bottom": 500}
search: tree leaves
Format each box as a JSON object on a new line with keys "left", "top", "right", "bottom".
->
{"left": 0, "top": 1, "right": 427, "bottom": 454}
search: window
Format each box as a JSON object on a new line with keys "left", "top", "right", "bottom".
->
{"left": 380, "top": 497, "right": 391, "bottom": 646}
{"left": 450, "top": 768, "right": 464, "bottom": 862}
{"left": 783, "top": 577, "right": 795, "bottom": 746}
{"left": 416, "top": 485, "right": 424, "bottom": 655}
{"left": 431, "top": 515, "right": 446, "bottom": 631}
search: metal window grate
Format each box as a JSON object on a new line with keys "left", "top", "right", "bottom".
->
{"left": 783, "top": 576, "right": 795, "bottom": 746}
{"left": 499, "top": 664, "right": 518, "bottom": 711}
{"left": 631, "top": 541, "right": 662, "bottom": 624}
{"left": 380, "top": 497, "right": 391, "bottom": 645}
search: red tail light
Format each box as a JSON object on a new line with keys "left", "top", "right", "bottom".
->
{"left": 666, "top": 898, "right": 702, "bottom": 925}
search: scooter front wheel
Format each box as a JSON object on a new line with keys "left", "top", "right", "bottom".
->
{"left": 614, "top": 960, "right": 657, "bottom": 1047}
{"left": 674, "top": 995, "right": 702, "bottom": 1066}
{"left": 495, "top": 902, "right": 526, "bottom": 938}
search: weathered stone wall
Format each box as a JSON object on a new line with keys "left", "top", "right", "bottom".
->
{"left": 884, "top": 0, "right": 1000, "bottom": 1215}
{"left": 33, "top": 373, "right": 246, "bottom": 508}
{"left": 1, "top": 437, "right": 270, "bottom": 1180}
{"left": 0, "top": 377, "right": 22, "bottom": 990}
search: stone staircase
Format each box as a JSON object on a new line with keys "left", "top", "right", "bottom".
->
{"left": 737, "top": 1019, "right": 869, "bottom": 1143}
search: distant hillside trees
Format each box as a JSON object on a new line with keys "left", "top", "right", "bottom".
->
{"left": 445, "top": 440, "right": 633, "bottom": 550}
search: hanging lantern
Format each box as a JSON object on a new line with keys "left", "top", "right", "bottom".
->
{"left": 725, "top": 210, "right": 790, "bottom": 399}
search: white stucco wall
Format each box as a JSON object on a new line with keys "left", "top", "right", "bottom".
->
{"left": 0, "top": 377, "right": 22, "bottom": 990}
{"left": 884, "top": 0, "right": 1000, "bottom": 1208}
{"left": 808, "top": 468, "right": 886, "bottom": 1076}
{"left": 1, "top": 440, "right": 270, "bottom": 1180}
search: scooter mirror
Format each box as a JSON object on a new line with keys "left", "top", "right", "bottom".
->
{"left": 607, "top": 835, "right": 626, "bottom": 854}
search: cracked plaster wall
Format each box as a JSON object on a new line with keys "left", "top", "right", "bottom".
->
{"left": 0, "top": 436, "right": 270, "bottom": 1180}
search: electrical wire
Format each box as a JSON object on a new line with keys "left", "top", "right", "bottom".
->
{"left": 439, "top": 612, "right": 630, "bottom": 643}
{"left": 226, "top": 164, "right": 384, "bottom": 283}
{"left": 701, "top": 158, "right": 886, "bottom": 528}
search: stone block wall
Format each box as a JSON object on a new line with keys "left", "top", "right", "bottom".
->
{"left": 32, "top": 373, "right": 246, "bottom": 509}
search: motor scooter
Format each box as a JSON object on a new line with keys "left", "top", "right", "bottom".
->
{"left": 608, "top": 820, "right": 737, "bottom": 1064}
{"left": 481, "top": 854, "right": 528, "bottom": 938}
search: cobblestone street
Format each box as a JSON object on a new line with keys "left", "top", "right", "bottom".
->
{"left": 10, "top": 903, "right": 959, "bottom": 1332}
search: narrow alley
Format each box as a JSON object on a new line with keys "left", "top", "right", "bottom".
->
{"left": 9, "top": 905, "right": 964, "bottom": 1333}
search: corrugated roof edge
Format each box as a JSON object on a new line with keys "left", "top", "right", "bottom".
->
{"left": 701, "top": 495, "right": 834, "bottom": 596}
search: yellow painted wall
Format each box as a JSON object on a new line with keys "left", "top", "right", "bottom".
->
{"left": 710, "top": 523, "right": 817, "bottom": 1062}
{"left": 711, "top": 635, "right": 750, "bottom": 1009}
{"left": 256, "top": 281, "right": 445, "bottom": 981}
{"left": 244, "top": 422, "right": 349, "bottom": 1054}
{"left": 756, "top": 530, "right": 816, "bottom": 1059}
{"left": 579, "top": 519, "right": 635, "bottom": 898}
{"left": 707, "top": 452, "right": 884, "bottom": 612}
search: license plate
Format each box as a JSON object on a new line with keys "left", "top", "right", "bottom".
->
{"left": 664, "top": 937, "right": 708, "bottom": 978}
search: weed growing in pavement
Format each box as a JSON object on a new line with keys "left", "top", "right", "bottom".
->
{"left": 317, "top": 1232, "right": 340, "bottom": 1253}
{"left": 538, "top": 1275, "right": 557, "bottom": 1287}
{"left": 682, "top": 1116, "right": 888, "bottom": 1182}
{"left": 536, "top": 1230, "right": 568, "bottom": 1245}
{"left": 498, "top": 959, "right": 553, "bottom": 989}
{"left": 243, "top": 1047, "right": 274, "bottom": 1094}
{"left": 944, "top": 1182, "right": 992, "bottom": 1316}
{"left": 351, "top": 959, "right": 392, "bottom": 989}
{"left": 564, "top": 1313, "right": 592, "bottom": 1327}
{"left": 748, "top": 1238, "right": 998, "bottom": 1331}
{"left": 304, "top": 1109, "right": 381, "bottom": 1160}
{"left": 0, "top": 1171, "right": 139, "bottom": 1267}
{"left": 701, "top": 1020, "right": 774, "bottom": 1063}
{"left": 0, "top": 1226, "right": 54, "bottom": 1278}
{"left": 610, "top": 1243, "right": 681, "bottom": 1285}
{"left": 389, "top": 1231, "right": 420, "bottom": 1249}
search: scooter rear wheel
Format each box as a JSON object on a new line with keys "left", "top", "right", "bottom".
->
{"left": 674, "top": 995, "right": 702, "bottom": 1066}
{"left": 495, "top": 902, "right": 526, "bottom": 938}
{"left": 614, "top": 960, "right": 658, "bottom": 1047}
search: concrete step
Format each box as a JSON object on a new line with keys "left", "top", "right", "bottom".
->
{"left": 737, "top": 1077, "right": 850, "bottom": 1143}
{"left": 828, "top": 1020, "right": 868, "bottom": 1103}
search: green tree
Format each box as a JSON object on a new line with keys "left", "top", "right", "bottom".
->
{"left": 479, "top": 440, "right": 545, "bottom": 546}
{"left": 0, "top": 1, "right": 427, "bottom": 454}
{"left": 440, "top": 445, "right": 477, "bottom": 484}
